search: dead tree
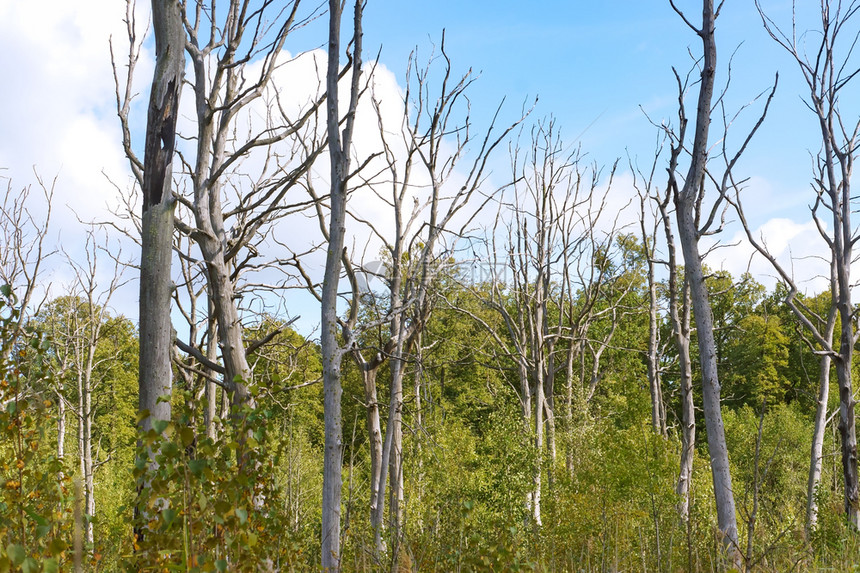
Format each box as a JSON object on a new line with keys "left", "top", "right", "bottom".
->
{"left": 320, "top": 0, "right": 364, "bottom": 569}
{"left": 749, "top": 0, "right": 860, "bottom": 531}
{"left": 462, "top": 120, "right": 627, "bottom": 525}
{"left": 632, "top": 150, "right": 668, "bottom": 438}
{"left": 361, "top": 43, "right": 526, "bottom": 565}
{"left": 134, "top": 0, "right": 184, "bottom": 433}
{"left": 114, "top": 0, "right": 323, "bottom": 412}
{"left": 630, "top": 138, "right": 696, "bottom": 518}
{"left": 292, "top": 36, "right": 526, "bottom": 563}
{"left": 45, "top": 231, "right": 127, "bottom": 551}
{"left": 0, "top": 174, "right": 55, "bottom": 350}
{"left": 659, "top": 184, "right": 696, "bottom": 521}
{"left": 666, "top": 0, "right": 776, "bottom": 559}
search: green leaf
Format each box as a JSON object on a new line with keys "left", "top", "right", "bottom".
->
{"left": 0, "top": 284, "right": 11, "bottom": 297}
{"left": 47, "top": 538, "right": 67, "bottom": 557}
{"left": 235, "top": 507, "right": 248, "bottom": 525}
{"left": 152, "top": 419, "right": 169, "bottom": 434}
{"left": 188, "top": 459, "right": 207, "bottom": 477}
{"left": 20, "top": 557, "right": 37, "bottom": 573}
{"left": 5, "top": 545, "right": 25, "bottom": 566}
{"left": 179, "top": 427, "right": 195, "bottom": 447}
{"left": 42, "top": 558, "right": 59, "bottom": 573}
{"left": 215, "top": 559, "right": 228, "bottom": 572}
{"left": 162, "top": 508, "right": 177, "bottom": 527}
{"left": 35, "top": 525, "right": 51, "bottom": 539}
{"left": 24, "top": 507, "right": 48, "bottom": 527}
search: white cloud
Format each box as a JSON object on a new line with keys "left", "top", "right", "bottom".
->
{"left": 0, "top": 0, "right": 152, "bottom": 318}
{"left": 705, "top": 216, "right": 831, "bottom": 296}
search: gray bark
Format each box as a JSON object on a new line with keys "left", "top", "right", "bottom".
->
{"left": 138, "top": 0, "right": 184, "bottom": 433}
{"left": 658, "top": 191, "right": 695, "bottom": 520}
{"left": 358, "top": 356, "right": 385, "bottom": 554}
{"left": 204, "top": 305, "right": 218, "bottom": 440}
{"left": 57, "top": 380, "right": 65, "bottom": 469}
{"left": 180, "top": 0, "right": 304, "bottom": 414}
{"left": 676, "top": 197, "right": 739, "bottom": 556}
{"left": 643, "top": 233, "right": 666, "bottom": 436}
{"left": 669, "top": 0, "right": 739, "bottom": 559}
{"left": 753, "top": 0, "right": 860, "bottom": 530}
{"left": 321, "top": 1, "right": 363, "bottom": 569}
{"left": 807, "top": 339, "right": 833, "bottom": 534}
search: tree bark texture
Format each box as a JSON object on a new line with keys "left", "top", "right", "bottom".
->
{"left": 321, "top": 1, "right": 363, "bottom": 569}
{"left": 139, "top": 0, "right": 184, "bottom": 432}
{"left": 671, "top": 0, "right": 740, "bottom": 558}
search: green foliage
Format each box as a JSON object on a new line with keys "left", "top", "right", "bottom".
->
{"left": 6, "top": 261, "right": 860, "bottom": 571}
{"left": 724, "top": 403, "right": 811, "bottom": 561}
{"left": 723, "top": 313, "right": 790, "bottom": 406}
{"left": 130, "top": 392, "right": 302, "bottom": 571}
{"left": 0, "top": 287, "right": 73, "bottom": 572}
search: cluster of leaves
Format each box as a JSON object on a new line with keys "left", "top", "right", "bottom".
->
{"left": 0, "top": 286, "right": 73, "bottom": 572}
{"left": 129, "top": 389, "right": 302, "bottom": 572}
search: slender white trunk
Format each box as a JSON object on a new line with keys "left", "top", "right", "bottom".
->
{"left": 388, "top": 355, "right": 405, "bottom": 561}
{"left": 361, "top": 362, "right": 385, "bottom": 556}
{"left": 646, "top": 254, "right": 666, "bottom": 437}
{"left": 204, "top": 309, "right": 218, "bottom": 440}
{"left": 57, "top": 381, "right": 65, "bottom": 471}
{"left": 321, "top": 3, "right": 362, "bottom": 568}
{"left": 807, "top": 352, "right": 832, "bottom": 534}
{"left": 671, "top": 2, "right": 740, "bottom": 559}
{"left": 84, "top": 403, "right": 94, "bottom": 547}
{"left": 832, "top": 174, "right": 860, "bottom": 528}
{"left": 533, "top": 374, "right": 544, "bottom": 527}
{"left": 661, "top": 200, "right": 695, "bottom": 520}
{"left": 677, "top": 203, "right": 738, "bottom": 551}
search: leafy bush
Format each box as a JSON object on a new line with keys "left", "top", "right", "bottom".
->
{"left": 0, "top": 285, "right": 74, "bottom": 572}
{"left": 130, "top": 391, "right": 303, "bottom": 572}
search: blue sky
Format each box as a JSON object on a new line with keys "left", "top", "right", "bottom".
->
{"left": 332, "top": 0, "right": 834, "bottom": 233}
{"left": 0, "top": 0, "right": 851, "bottom": 326}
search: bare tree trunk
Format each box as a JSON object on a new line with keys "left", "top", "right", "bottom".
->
{"left": 387, "top": 358, "right": 405, "bottom": 572}
{"left": 834, "top": 294, "right": 860, "bottom": 528}
{"left": 807, "top": 348, "right": 833, "bottom": 534}
{"left": 84, "top": 386, "right": 94, "bottom": 547}
{"left": 132, "top": 0, "right": 183, "bottom": 550}
{"left": 675, "top": 285, "right": 695, "bottom": 522}
{"left": 833, "top": 156, "right": 860, "bottom": 527}
{"left": 533, "top": 374, "right": 545, "bottom": 527}
{"left": 57, "top": 380, "right": 66, "bottom": 474}
{"left": 139, "top": 0, "right": 183, "bottom": 433}
{"left": 645, "top": 245, "right": 666, "bottom": 437}
{"left": 565, "top": 342, "right": 576, "bottom": 474}
{"left": 676, "top": 203, "right": 738, "bottom": 553}
{"left": 321, "top": 2, "right": 363, "bottom": 569}
{"left": 360, "top": 361, "right": 386, "bottom": 555}
{"left": 670, "top": 0, "right": 739, "bottom": 559}
{"left": 753, "top": 0, "right": 860, "bottom": 531}
{"left": 77, "top": 370, "right": 86, "bottom": 534}
{"left": 658, "top": 194, "right": 695, "bottom": 520}
{"left": 204, "top": 306, "right": 218, "bottom": 440}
